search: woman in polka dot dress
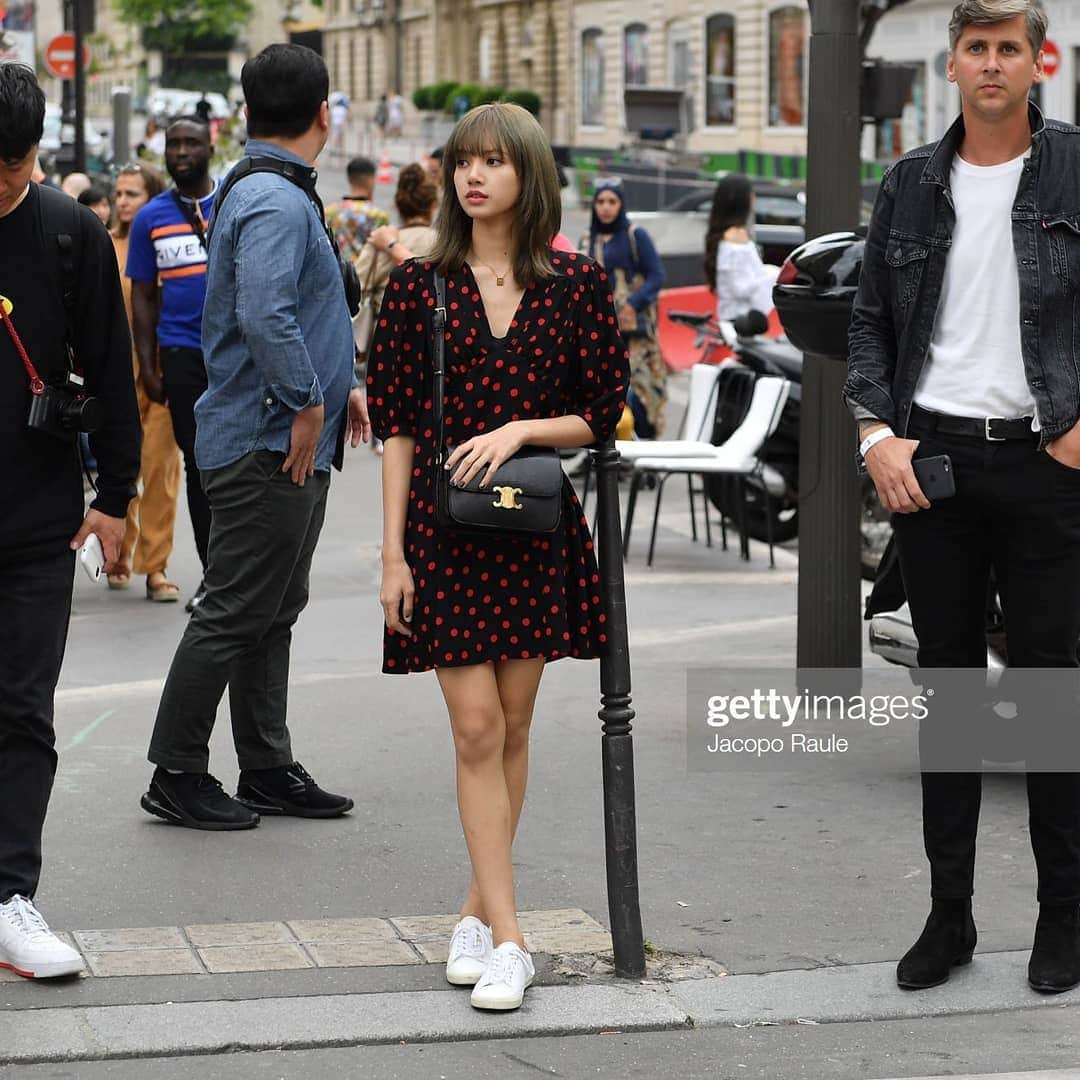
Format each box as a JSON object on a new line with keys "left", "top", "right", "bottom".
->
{"left": 368, "top": 104, "right": 628, "bottom": 1011}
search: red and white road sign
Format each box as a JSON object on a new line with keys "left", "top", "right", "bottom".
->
{"left": 44, "top": 33, "right": 89, "bottom": 81}
{"left": 1042, "top": 39, "right": 1060, "bottom": 79}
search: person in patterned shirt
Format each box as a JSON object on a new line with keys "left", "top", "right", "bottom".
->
{"left": 324, "top": 155, "right": 388, "bottom": 265}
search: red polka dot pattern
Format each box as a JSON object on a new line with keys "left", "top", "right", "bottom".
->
{"left": 367, "top": 252, "right": 630, "bottom": 674}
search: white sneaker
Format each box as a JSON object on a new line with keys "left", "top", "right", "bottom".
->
{"left": 0, "top": 895, "right": 85, "bottom": 979}
{"left": 470, "top": 941, "right": 535, "bottom": 1010}
{"left": 446, "top": 915, "right": 493, "bottom": 986}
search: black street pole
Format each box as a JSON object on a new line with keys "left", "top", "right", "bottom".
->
{"left": 796, "top": 0, "right": 863, "bottom": 675}
{"left": 73, "top": 0, "right": 87, "bottom": 174}
{"left": 592, "top": 437, "right": 646, "bottom": 979}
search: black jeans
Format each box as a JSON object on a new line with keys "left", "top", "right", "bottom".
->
{"left": 160, "top": 345, "right": 211, "bottom": 571}
{"left": 894, "top": 417, "right": 1080, "bottom": 903}
{"left": 0, "top": 550, "right": 74, "bottom": 902}
{"left": 148, "top": 451, "right": 330, "bottom": 773}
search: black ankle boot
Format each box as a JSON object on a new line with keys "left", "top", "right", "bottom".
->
{"left": 896, "top": 899, "right": 977, "bottom": 990}
{"left": 1028, "top": 903, "right": 1080, "bottom": 993}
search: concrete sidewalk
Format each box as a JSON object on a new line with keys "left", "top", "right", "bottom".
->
{"left": 0, "top": 949, "right": 1072, "bottom": 1066}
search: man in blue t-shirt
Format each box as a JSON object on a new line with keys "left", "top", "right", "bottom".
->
{"left": 126, "top": 116, "right": 216, "bottom": 609}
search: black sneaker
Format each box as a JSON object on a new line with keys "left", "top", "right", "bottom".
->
{"left": 185, "top": 580, "right": 207, "bottom": 614}
{"left": 236, "top": 761, "right": 354, "bottom": 819}
{"left": 141, "top": 768, "right": 259, "bottom": 831}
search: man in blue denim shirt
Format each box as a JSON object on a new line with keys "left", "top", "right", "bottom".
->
{"left": 142, "top": 44, "right": 371, "bottom": 831}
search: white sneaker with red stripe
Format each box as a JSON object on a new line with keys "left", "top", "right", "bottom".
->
{"left": 0, "top": 895, "right": 85, "bottom": 979}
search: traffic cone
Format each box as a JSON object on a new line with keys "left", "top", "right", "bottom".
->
{"left": 377, "top": 150, "right": 393, "bottom": 184}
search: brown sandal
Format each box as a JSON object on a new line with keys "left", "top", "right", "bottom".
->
{"left": 107, "top": 570, "right": 132, "bottom": 590}
{"left": 146, "top": 572, "right": 181, "bottom": 603}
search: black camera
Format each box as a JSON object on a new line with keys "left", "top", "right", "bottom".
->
{"left": 27, "top": 371, "right": 102, "bottom": 442}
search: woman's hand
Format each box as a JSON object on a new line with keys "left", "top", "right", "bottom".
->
{"left": 380, "top": 557, "right": 415, "bottom": 635}
{"left": 368, "top": 225, "right": 399, "bottom": 252}
{"left": 445, "top": 422, "right": 527, "bottom": 490}
{"left": 617, "top": 303, "right": 638, "bottom": 334}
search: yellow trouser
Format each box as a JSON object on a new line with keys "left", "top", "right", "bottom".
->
{"left": 122, "top": 363, "right": 181, "bottom": 575}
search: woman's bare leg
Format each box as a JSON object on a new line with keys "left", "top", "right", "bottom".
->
{"left": 437, "top": 661, "right": 540, "bottom": 949}
{"left": 457, "top": 658, "right": 545, "bottom": 932}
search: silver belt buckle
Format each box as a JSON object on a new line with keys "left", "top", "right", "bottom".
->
{"left": 985, "top": 417, "right": 1006, "bottom": 441}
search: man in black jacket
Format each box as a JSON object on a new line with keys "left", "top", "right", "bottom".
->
{"left": 0, "top": 65, "right": 140, "bottom": 979}
{"left": 847, "top": 0, "right": 1080, "bottom": 994}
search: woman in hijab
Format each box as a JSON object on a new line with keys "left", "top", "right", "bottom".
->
{"left": 579, "top": 179, "right": 667, "bottom": 437}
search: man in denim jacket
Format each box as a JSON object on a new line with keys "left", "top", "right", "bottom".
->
{"left": 846, "top": 0, "right": 1080, "bottom": 994}
{"left": 142, "top": 44, "right": 371, "bottom": 831}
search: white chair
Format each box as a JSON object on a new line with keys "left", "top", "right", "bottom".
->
{"left": 579, "top": 362, "right": 725, "bottom": 521}
{"left": 629, "top": 375, "right": 791, "bottom": 568}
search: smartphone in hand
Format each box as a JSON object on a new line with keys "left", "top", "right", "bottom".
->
{"left": 912, "top": 454, "right": 956, "bottom": 502}
{"left": 78, "top": 534, "right": 105, "bottom": 582}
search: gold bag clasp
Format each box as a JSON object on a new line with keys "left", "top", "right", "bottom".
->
{"left": 492, "top": 486, "right": 524, "bottom": 510}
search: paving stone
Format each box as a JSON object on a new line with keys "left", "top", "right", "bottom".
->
{"left": 83, "top": 949, "right": 200, "bottom": 977}
{"left": 518, "top": 909, "right": 608, "bottom": 933}
{"left": 412, "top": 939, "right": 450, "bottom": 964}
{"left": 525, "top": 927, "right": 613, "bottom": 954}
{"left": 198, "top": 944, "right": 312, "bottom": 974}
{"left": 184, "top": 922, "right": 292, "bottom": 948}
{"left": 74, "top": 927, "right": 187, "bottom": 953}
{"left": 306, "top": 940, "right": 421, "bottom": 968}
{"left": 388, "top": 913, "right": 460, "bottom": 941}
{"left": 287, "top": 918, "right": 398, "bottom": 944}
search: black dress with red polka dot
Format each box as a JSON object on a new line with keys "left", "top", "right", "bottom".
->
{"left": 367, "top": 251, "right": 630, "bottom": 673}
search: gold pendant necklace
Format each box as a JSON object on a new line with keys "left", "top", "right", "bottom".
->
{"left": 472, "top": 256, "right": 512, "bottom": 286}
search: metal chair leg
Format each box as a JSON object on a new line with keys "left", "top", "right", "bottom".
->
{"left": 702, "top": 478, "right": 713, "bottom": 549}
{"left": 737, "top": 478, "right": 750, "bottom": 561}
{"left": 763, "top": 484, "right": 775, "bottom": 568}
{"left": 647, "top": 472, "right": 670, "bottom": 568}
{"left": 687, "top": 474, "right": 698, "bottom": 543}
{"left": 623, "top": 471, "right": 643, "bottom": 558}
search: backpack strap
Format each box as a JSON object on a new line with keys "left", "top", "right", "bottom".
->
{"left": 209, "top": 155, "right": 327, "bottom": 244}
{"left": 627, "top": 223, "right": 640, "bottom": 270}
{"left": 37, "top": 186, "right": 81, "bottom": 372}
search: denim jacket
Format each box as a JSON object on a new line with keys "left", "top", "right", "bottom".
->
{"left": 195, "top": 140, "right": 355, "bottom": 473}
{"left": 845, "top": 104, "right": 1080, "bottom": 450}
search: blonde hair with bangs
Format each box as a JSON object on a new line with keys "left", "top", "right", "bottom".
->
{"left": 428, "top": 103, "right": 562, "bottom": 286}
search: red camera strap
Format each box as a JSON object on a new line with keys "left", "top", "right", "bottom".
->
{"left": 0, "top": 305, "right": 44, "bottom": 395}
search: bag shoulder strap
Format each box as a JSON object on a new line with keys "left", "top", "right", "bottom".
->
{"left": 171, "top": 188, "right": 208, "bottom": 251}
{"left": 211, "top": 155, "right": 325, "bottom": 237}
{"left": 433, "top": 268, "right": 447, "bottom": 463}
{"left": 627, "top": 223, "right": 640, "bottom": 269}
{"left": 38, "top": 185, "right": 81, "bottom": 369}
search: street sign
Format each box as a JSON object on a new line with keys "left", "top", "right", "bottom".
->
{"left": 1043, "top": 39, "right": 1060, "bottom": 78}
{"left": 44, "top": 32, "right": 89, "bottom": 81}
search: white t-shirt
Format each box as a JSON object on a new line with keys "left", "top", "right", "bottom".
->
{"left": 914, "top": 151, "right": 1037, "bottom": 422}
{"left": 715, "top": 240, "right": 779, "bottom": 321}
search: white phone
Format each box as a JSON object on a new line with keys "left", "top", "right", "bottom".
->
{"left": 78, "top": 534, "right": 105, "bottom": 582}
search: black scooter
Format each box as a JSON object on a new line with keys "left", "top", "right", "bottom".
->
{"left": 666, "top": 309, "right": 890, "bottom": 578}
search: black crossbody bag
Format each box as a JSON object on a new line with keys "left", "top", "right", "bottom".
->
{"left": 432, "top": 269, "right": 563, "bottom": 535}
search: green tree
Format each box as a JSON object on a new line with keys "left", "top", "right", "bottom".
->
{"left": 114, "top": 0, "right": 252, "bottom": 83}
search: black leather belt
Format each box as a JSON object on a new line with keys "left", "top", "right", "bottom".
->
{"left": 909, "top": 404, "right": 1036, "bottom": 442}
